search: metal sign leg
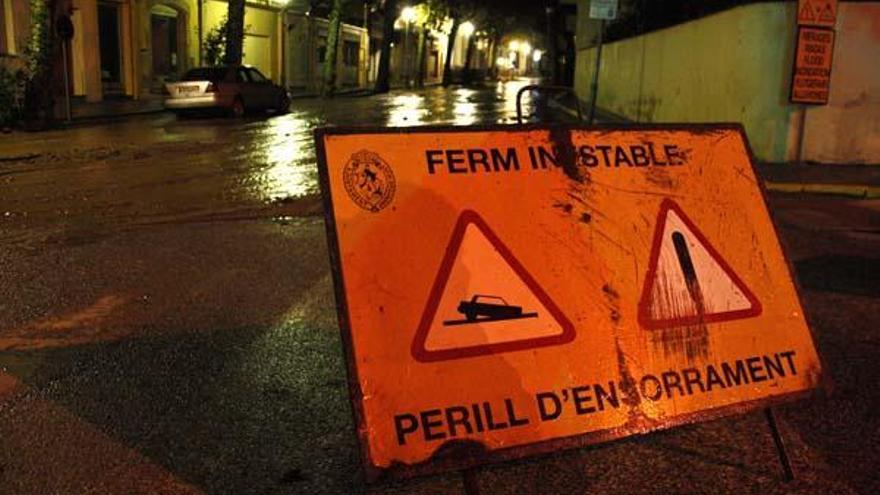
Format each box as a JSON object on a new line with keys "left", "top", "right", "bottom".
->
{"left": 764, "top": 407, "right": 794, "bottom": 482}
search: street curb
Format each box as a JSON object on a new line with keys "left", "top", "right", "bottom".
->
{"left": 67, "top": 107, "right": 167, "bottom": 126}
{"left": 763, "top": 181, "right": 880, "bottom": 199}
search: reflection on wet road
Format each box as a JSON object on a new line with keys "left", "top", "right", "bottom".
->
{"left": 1, "top": 80, "right": 546, "bottom": 246}
{"left": 1, "top": 81, "right": 878, "bottom": 495}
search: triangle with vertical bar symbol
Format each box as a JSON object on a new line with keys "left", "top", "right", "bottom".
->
{"left": 638, "top": 200, "right": 762, "bottom": 330}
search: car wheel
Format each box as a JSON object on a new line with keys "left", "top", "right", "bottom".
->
{"left": 275, "top": 93, "right": 290, "bottom": 114}
{"left": 232, "top": 96, "right": 246, "bottom": 117}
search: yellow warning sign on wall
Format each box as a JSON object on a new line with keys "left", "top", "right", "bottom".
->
{"left": 315, "top": 125, "right": 825, "bottom": 480}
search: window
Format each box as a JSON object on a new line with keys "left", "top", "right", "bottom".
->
{"left": 182, "top": 67, "right": 229, "bottom": 82}
{"left": 317, "top": 36, "right": 326, "bottom": 63}
{"left": 247, "top": 68, "right": 268, "bottom": 83}
{"left": 343, "top": 40, "right": 359, "bottom": 66}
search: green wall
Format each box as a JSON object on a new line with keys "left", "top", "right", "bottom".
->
{"left": 575, "top": 2, "right": 798, "bottom": 162}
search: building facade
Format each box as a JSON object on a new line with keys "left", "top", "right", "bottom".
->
{"left": 2, "top": 0, "right": 496, "bottom": 116}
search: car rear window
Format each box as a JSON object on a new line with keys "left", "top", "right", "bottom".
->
{"left": 182, "top": 68, "right": 227, "bottom": 82}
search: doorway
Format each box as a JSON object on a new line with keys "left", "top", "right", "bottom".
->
{"left": 97, "top": 1, "right": 123, "bottom": 95}
{"left": 150, "top": 4, "right": 184, "bottom": 88}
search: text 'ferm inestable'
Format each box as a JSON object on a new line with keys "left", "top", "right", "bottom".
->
{"left": 425, "top": 142, "right": 688, "bottom": 175}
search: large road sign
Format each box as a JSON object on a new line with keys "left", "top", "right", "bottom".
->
{"left": 315, "top": 124, "right": 825, "bottom": 480}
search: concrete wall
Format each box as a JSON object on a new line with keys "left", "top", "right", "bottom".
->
{"left": 801, "top": 3, "right": 880, "bottom": 164}
{"left": 575, "top": 1, "right": 880, "bottom": 164}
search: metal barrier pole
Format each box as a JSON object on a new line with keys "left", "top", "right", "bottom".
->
{"left": 765, "top": 407, "right": 795, "bottom": 482}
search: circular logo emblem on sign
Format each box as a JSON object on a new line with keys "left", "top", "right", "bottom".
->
{"left": 343, "top": 150, "right": 396, "bottom": 212}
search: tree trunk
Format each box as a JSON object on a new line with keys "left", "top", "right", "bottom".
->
{"left": 322, "top": 0, "right": 345, "bottom": 97}
{"left": 462, "top": 33, "right": 475, "bottom": 85}
{"left": 415, "top": 25, "right": 427, "bottom": 87}
{"left": 374, "top": 0, "right": 396, "bottom": 93}
{"left": 225, "top": 0, "right": 245, "bottom": 65}
{"left": 364, "top": 1, "right": 372, "bottom": 83}
{"left": 441, "top": 17, "right": 459, "bottom": 87}
{"left": 488, "top": 34, "right": 500, "bottom": 79}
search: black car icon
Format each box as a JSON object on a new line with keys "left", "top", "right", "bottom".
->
{"left": 443, "top": 294, "right": 538, "bottom": 326}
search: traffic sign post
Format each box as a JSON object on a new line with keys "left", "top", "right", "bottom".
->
{"left": 791, "top": 0, "right": 838, "bottom": 165}
{"left": 315, "top": 124, "right": 826, "bottom": 483}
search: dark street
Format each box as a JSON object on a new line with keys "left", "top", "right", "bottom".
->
{"left": 1, "top": 80, "right": 879, "bottom": 494}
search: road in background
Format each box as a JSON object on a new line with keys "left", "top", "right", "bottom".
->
{"left": 1, "top": 81, "right": 878, "bottom": 494}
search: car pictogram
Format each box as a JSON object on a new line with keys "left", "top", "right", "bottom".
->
{"left": 443, "top": 294, "right": 538, "bottom": 326}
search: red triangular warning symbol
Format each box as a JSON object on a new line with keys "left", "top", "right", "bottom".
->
{"left": 818, "top": 3, "right": 835, "bottom": 22}
{"left": 638, "top": 200, "right": 762, "bottom": 330}
{"left": 412, "top": 211, "right": 575, "bottom": 362}
{"left": 799, "top": 0, "right": 816, "bottom": 22}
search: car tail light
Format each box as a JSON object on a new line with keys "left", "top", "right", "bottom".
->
{"left": 205, "top": 82, "right": 217, "bottom": 93}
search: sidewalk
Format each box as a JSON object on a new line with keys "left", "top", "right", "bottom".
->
{"left": 550, "top": 101, "right": 880, "bottom": 199}
{"left": 759, "top": 163, "right": 880, "bottom": 199}
{"left": 70, "top": 94, "right": 166, "bottom": 121}
{"left": 66, "top": 87, "right": 375, "bottom": 121}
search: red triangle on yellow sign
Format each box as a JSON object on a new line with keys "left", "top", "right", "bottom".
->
{"left": 411, "top": 211, "right": 575, "bottom": 362}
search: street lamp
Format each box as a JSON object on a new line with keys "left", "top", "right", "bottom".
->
{"left": 400, "top": 6, "right": 416, "bottom": 23}
{"left": 459, "top": 21, "right": 475, "bottom": 37}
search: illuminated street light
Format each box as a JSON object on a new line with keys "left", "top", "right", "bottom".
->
{"left": 532, "top": 49, "right": 543, "bottom": 62}
{"left": 508, "top": 40, "right": 520, "bottom": 51}
{"left": 400, "top": 6, "right": 417, "bottom": 23}
{"left": 459, "top": 21, "right": 475, "bottom": 37}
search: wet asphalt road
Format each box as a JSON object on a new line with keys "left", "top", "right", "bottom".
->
{"left": 1, "top": 81, "right": 880, "bottom": 494}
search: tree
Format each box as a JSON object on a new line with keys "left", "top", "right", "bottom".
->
{"left": 460, "top": 8, "right": 486, "bottom": 85}
{"left": 483, "top": 16, "right": 514, "bottom": 80}
{"left": 204, "top": 17, "right": 229, "bottom": 66}
{"left": 440, "top": 17, "right": 459, "bottom": 87}
{"left": 322, "top": 0, "right": 347, "bottom": 97}
{"left": 374, "top": 0, "right": 397, "bottom": 93}
{"left": 22, "top": 0, "right": 64, "bottom": 128}
{"left": 224, "top": 0, "right": 245, "bottom": 65}
{"left": 440, "top": 0, "right": 476, "bottom": 87}
{"left": 414, "top": 2, "right": 445, "bottom": 87}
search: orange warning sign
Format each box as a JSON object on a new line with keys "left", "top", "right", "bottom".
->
{"left": 315, "top": 125, "right": 825, "bottom": 480}
{"left": 791, "top": 26, "right": 835, "bottom": 105}
{"left": 797, "top": 0, "right": 837, "bottom": 27}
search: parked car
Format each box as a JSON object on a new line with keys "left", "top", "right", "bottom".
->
{"left": 164, "top": 66, "right": 290, "bottom": 117}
